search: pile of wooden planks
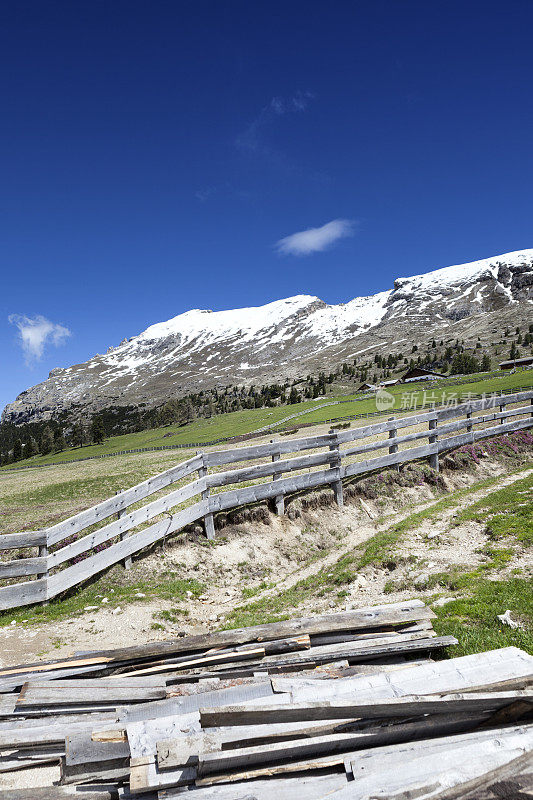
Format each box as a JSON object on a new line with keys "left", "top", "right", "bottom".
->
{"left": 0, "top": 600, "right": 531, "bottom": 799}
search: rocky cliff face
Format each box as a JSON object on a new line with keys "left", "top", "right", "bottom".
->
{"left": 3, "top": 249, "right": 533, "bottom": 424}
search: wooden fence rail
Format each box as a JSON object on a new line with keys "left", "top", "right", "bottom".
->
{"left": 1, "top": 389, "right": 532, "bottom": 611}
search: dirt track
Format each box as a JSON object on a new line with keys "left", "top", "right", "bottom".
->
{"left": 1, "top": 455, "right": 530, "bottom": 667}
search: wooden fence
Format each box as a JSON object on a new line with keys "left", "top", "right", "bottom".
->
{"left": 1, "top": 389, "right": 532, "bottom": 611}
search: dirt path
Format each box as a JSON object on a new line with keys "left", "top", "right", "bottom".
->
{"left": 245, "top": 466, "right": 533, "bottom": 608}
{"left": 0, "top": 459, "right": 530, "bottom": 667}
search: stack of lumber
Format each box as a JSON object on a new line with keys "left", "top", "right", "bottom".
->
{"left": 0, "top": 600, "right": 532, "bottom": 799}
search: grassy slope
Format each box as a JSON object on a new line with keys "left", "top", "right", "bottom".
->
{"left": 296, "top": 370, "right": 533, "bottom": 426}
{"left": 4, "top": 369, "right": 532, "bottom": 469}
{"left": 0, "top": 450, "right": 190, "bottom": 533}
{"left": 224, "top": 466, "right": 533, "bottom": 656}
{"left": 3, "top": 399, "right": 336, "bottom": 467}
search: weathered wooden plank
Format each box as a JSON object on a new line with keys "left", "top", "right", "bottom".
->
{"left": 0, "top": 557, "right": 48, "bottom": 579}
{"left": 158, "top": 772, "right": 350, "bottom": 800}
{"left": 130, "top": 759, "right": 196, "bottom": 794}
{"left": 39, "top": 600, "right": 430, "bottom": 669}
{"left": 21, "top": 676, "right": 167, "bottom": 688}
{"left": 343, "top": 442, "right": 438, "bottom": 478}
{"left": 310, "top": 619, "right": 434, "bottom": 643}
{"left": 191, "top": 722, "right": 532, "bottom": 789}
{"left": 426, "top": 749, "right": 533, "bottom": 800}
{"left": 16, "top": 684, "right": 167, "bottom": 707}
{"left": 438, "top": 415, "right": 533, "bottom": 453}
{"left": 342, "top": 402, "right": 532, "bottom": 460}
{"left": 0, "top": 602, "right": 432, "bottom": 683}
{"left": 60, "top": 754, "right": 130, "bottom": 784}
{"left": 201, "top": 636, "right": 456, "bottom": 676}
{"left": 0, "top": 694, "right": 17, "bottom": 716}
{"left": 0, "top": 531, "right": 47, "bottom": 550}
{"left": 120, "top": 647, "right": 267, "bottom": 677}
{"left": 204, "top": 434, "right": 335, "bottom": 468}
{"left": 46, "top": 454, "right": 203, "bottom": 547}
{"left": 435, "top": 390, "right": 533, "bottom": 422}
{"left": 65, "top": 731, "right": 130, "bottom": 766}
{"left": 0, "top": 752, "right": 63, "bottom": 773}
{"left": 119, "top": 681, "right": 276, "bottom": 724}
{"left": 123, "top": 636, "right": 309, "bottom": 678}
{"left": 0, "top": 716, "right": 118, "bottom": 748}
{"left": 127, "top": 711, "right": 201, "bottom": 760}
{"left": 335, "top": 410, "right": 439, "bottom": 444}
{"left": 0, "top": 577, "right": 47, "bottom": 611}
{"left": 341, "top": 726, "right": 533, "bottom": 800}
{"left": 1, "top": 789, "right": 137, "bottom": 800}
{"left": 47, "top": 477, "right": 205, "bottom": 569}
{"left": 285, "top": 647, "right": 533, "bottom": 704}
{"left": 126, "top": 633, "right": 386, "bottom": 680}
{"left": 46, "top": 499, "right": 208, "bottom": 599}
{"left": 195, "top": 712, "right": 491, "bottom": 777}
{"left": 199, "top": 689, "right": 533, "bottom": 727}
{"left": 156, "top": 717, "right": 362, "bottom": 769}
{"left": 206, "top": 450, "right": 336, "bottom": 489}
{"left": 435, "top": 403, "right": 533, "bottom": 438}
{"left": 208, "top": 468, "right": 340, "bottom": 513}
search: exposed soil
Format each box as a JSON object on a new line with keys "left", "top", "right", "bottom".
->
{"left": 1, "top": 449, "right": 530, "bottom": 667}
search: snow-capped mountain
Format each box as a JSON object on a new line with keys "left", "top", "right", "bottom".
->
{"left": 3, "top": 249, "right": 533, "bottom": 424}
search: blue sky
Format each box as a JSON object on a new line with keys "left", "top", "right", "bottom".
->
{"left": 1, "top": 0, "right": 532, "bottom": 413}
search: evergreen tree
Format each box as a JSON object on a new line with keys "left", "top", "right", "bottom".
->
{"left": 25, "top": 437, "right": 38, "bottom": 458}
{"left": 91, "top": 417, "right": 105, "bottom": 444}
{"left": 450, "top": 353, "right": 481, "bottom": 375}
{"left": 13, "top": 438, "right": 23, "bottom": 461}
{"left": 481, "top": 354, "right": 491, "bottom": 371}
{"left": 40, "top": 426, "right": 54, "bottom": 455}
{"left": 54, "top": 429, "right": 67, "bottom": 452}
{"left": 71, "top": 423, "right": 86, "bottom": 448}
{"left": 289, "top": 386, "right": 300, "bottom": 404}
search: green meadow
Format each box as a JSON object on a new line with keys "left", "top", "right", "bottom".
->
{"left": 3, "top": 368, "right": 532, "bottom": 470}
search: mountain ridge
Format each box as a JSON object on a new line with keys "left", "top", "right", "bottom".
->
{"left": 4, "top": 248, "right": 533, "bottom": 424}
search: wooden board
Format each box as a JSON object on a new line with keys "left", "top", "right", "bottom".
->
{"left": 0, "top": 600, "right": 430, "bottom": 673}
{"left": 0, "top": 530, "right": 46, "bottom": 550}
{"left": 47, "top": 477, "right": 205, "bottom": 569}
{"left": 198, "top": 689, "right": 533, "bottom": 727}
{"left": 0, "top": 557, "right": 47, "bottom": 579}
{"left": 281, "top": 646, "right": 533, "bottom": 704}
{"left": 16, "top": 683, "right": 167, "bottom": 707}
{"left": 46, "top": 454, "right": 203, "bottom": 546}
{"left": 65, "top": 731, "right": 130, "bottom": 765}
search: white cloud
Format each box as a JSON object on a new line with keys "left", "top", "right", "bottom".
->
{"left": 275, "top": 219, "right": 356, "bottom": 256}
{"left": 8, "top": 314, "right": 71, "bottom": 365}
{"left": 236, "top": 91, "right": 315, "bottom": 154}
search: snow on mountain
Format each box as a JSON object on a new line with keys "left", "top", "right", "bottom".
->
{"left": 3, "top": 249, "right": 533, "bottom": 424}
{"left": 392, "top": 248, "right": 533, "bottom": 295}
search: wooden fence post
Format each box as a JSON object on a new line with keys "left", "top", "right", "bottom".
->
{"left": 116, "top": 492, "right": 132, "bottom": 569}
{"left": 499, "top": 401, "right": 506, "bottom": 424}
{"left": 466, "top": 410, "right": 473, "bottom": 433}
{"left": 197, "top": 453, "right": 215, "bottom": 540}
{"left": 270, "top": 438, "right": 284, "bottom": 516}
{"left": 38, "top": 539, "right": 49, "bottom": 606}
{"left": 388, "top": 417, "right": 399, "bottom": 472}
{"left": 428, "top": 417, "right": 439, "bottom": 472}
{"left": 328, "top": 430, "right": 344, "bottom": 507}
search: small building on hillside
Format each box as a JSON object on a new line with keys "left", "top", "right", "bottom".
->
{"left": 358, "top": 382, "right": 378, "bottom": 391}
{"left": 379, "top": 378, "right": 400, "bottom": 388}
{"left": 400, "top": 367, "right": 447, "bottom": 383}
{"left": 499, "top": 355, "right": 533, "bottom": 370}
